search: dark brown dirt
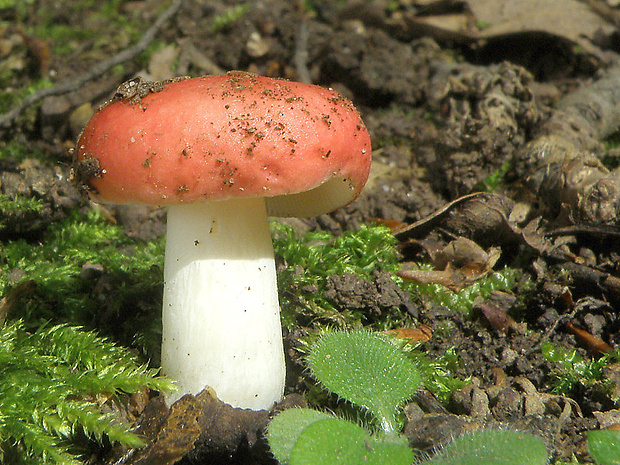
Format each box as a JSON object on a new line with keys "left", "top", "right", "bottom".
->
{"left": 4, "top": 0, "right": 620, "bottom": 464}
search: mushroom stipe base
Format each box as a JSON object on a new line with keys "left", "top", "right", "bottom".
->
{"left": 161, "top": 198, "right": 285, "bottom": 409}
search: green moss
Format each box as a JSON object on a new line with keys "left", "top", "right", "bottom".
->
{"left": 478, "top": 160, "right": 513, "bottom": 192}
{"left": 0, "top": 319, "right": 173, "bottom": 464}
{"left": 272, "top": 222, "right": 408, "bottom": 329}
{"left": 273, "top": 221, "right": 520, "bottom": 329}
{"left": 407, "top": 265, "right": 520, "bottom": 315}
{"left": 0, "top": 206, "right": 173, "bottom": 463}
{"left": 0, "top": 209, "right": 165, "bottom": 357}
{"left": 405, "top": 347, "right": 467, "bottom": 403}
{"left": 0, "top": 0, "right": 35, "bottom": 15}
{"left": 542, "top": 341, "right": 617, "bottom": 397}
{"left": 0, "top": 139, "right": 45, "bottom": 162}
{"left": 0, "top": 194, "right": 44, "bottom": 215}
{"left": 0, "top": 78, "right": 51, "bottom": 114}
{"left": 0, "top": 194, "right": 46, "bottom": 232}
{"left": 35, "top": 24, "right": 94, "bottom": 57}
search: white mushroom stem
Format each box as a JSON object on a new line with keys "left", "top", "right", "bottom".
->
{"left": 161, "top": 197, "right": 285, "bottom": 409}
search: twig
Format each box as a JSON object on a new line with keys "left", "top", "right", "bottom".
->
{"left": 293, "top": 18, "right": 311, "bottom": 84}
{"left": 0, "top": 0, "right": 183, "bottom": 129}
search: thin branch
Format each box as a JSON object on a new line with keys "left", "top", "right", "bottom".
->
{"left": 0, "top": 0, "right": 183, "bottom": 129}
{"left": 294, "top": 18, "right": 311, "bottom": 84}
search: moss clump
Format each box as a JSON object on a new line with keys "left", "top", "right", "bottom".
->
{"left": 0, "top": 208, "right": 171, "bottom": 463}
{"left": 0, "top": 319, "right": 173, "bottom": 464}
{"left": 0, "top": 194, "right": 45, "bottom": 226}
{"left": 542, "top": 341, "right": 618, "bottom": 397}
{"left": 210, "top": 4, "right": 249, "bottom": 32}
{"left": 273, "top": 221, "right": 520, "bottom": 326}
{"left": 0, "top": 78, "right": 51, "bottom": 115}
{"left": 0, "top": 140, "right": 44, "bottom": 161}
{"left": 272, "top": 222, "right": 408, "bottom": 329}
{"left": 407, "top": 264, "right": 520, "bottom": 314}
{"left": 0, "top": 208, "right": 165, "bottom": 357}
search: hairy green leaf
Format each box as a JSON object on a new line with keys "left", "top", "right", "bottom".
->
{"left": 267, "top": 408, "right": 333, "bottom": 463}
{"left": 429, "top": 430, "right": 547, "bottom": 465}
{"left": 289, "top": 417, "right": 413, "bottom": 465}
{"left": 308, "top": 331, "right": 420, "bottom": 432}
{"left": 588, "top": 429, "right": 620, "bottom": 465}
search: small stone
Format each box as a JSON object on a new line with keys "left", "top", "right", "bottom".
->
{"left": 80, "top": 262, "right": 105, "bottom": 281}
{"left": 593, "top": 409, "right": 620, "bottom": 429}
{"left": 492, "top": 387, "right": 522, "bottom": 420}
{"left": 246, "top": 32, "right": 270, "bottom": 58}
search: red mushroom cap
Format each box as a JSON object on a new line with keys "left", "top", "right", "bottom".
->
{"left": 74, "top": 72, "right": 371, "bottom": 217}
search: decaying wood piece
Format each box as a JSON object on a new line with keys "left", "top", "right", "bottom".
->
{"left": 517, "top": 61, "right": 620, "bottom": 225}
{"left": 103, "top": 388, "right": 289, "bottom": 465}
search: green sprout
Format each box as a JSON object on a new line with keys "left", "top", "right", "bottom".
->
{"left": 268, "top": 330, "right": 547, "bottom": 465}
{"left": 542, "top": 341, "right": 616, "bottom": 396}
{"left": 308, "top": 331, "right": 421, "bottom": 433}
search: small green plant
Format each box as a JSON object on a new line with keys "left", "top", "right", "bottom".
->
{"left": 0, "top": 319, "right": 174, "bottom": 464}
{"left": 268, "top": 331, "right": 418, "bottom": 464}
{"left": 478, "top": 160, "right": 512, "bottom": 192}
{"left": 267, "top": 330, "right": 547, "bottom": 465}
{"left": 404, "top": 346, "right": 467, "bottom": 403}
{"left": 541, "top": 341, "right": 615, "bottom": 396}
{"left": 308, "top": 331, "right": 421, "bottom": 433}
{"left": 540, "top": 345, "right": 620, "bottom": 463}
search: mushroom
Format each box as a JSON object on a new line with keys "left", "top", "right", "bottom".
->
{"left": 73, "top": 72, "right": 372, "bottom": 410}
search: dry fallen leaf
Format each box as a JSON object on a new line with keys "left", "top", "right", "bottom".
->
{"left": 102, "top": 388, "right": 271, "bottom": 465}
{"left": 399, "top": 237, "right": 500, "bottom": 291}
{"left": 565, "top": 320, "right": 613, "bottom": 356}
{"left": 385, "top": 324, "right": 433, "bottom": 343}
{"left": 475, "top": 302, "right": 516, "bottom": 333}
{"left": 467, "top": 0, "right": 615, "bottom": 54}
